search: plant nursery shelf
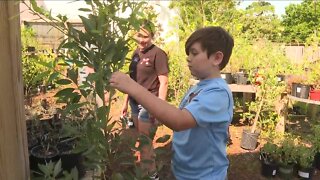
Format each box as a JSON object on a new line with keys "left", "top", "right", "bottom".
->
{"left": 287, "top": 95, "right": 320, "bottom": 105}
{"left": 228, "top": 84, "right": 256, "bottom": 93}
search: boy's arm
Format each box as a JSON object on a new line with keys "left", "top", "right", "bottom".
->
{"left": 110, "top": 72, "right": 197, "bottom": 131}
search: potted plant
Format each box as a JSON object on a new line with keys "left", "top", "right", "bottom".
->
{"left": 310, "top": 125, "right": 320, "bottom": 170}
{"left": 57, "top": 117, "right": 86, "bottom": 178}
{"left": 220, "top": 72, "right": 234, "bottom": 84}
{"left": 260, "top": 141, "right": 280, "bottom": 177}
{"left": 296, "top": 144, "right": 315, "bottom": 179}
{"left": 240, "top": 67, "right": 286, "bottom": 150}
{"left": 277, "top": 136, "right": 298, "bottom": 179}
{"left": 30, "top": 131, "right": 60, "bottom": 175}
{"left": 309, "top": 82, "right": 320, "bottom": 101}
{"left": 25, "top": 0, "right": 171, "bottom": 178}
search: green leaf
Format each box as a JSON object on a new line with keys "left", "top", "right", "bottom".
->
{"left": 56, "top": 79, "right": 72, "bottom": 85}
{"left": 53, "top": 159, "right": 62, "bottom": 177}
{"left": 67, "top": 68, "right": 78, "bottom": 84}
{"left": 79, "top": 15, "right": 95, "bottom": 32}
{"left": 36, "top": 60, "right": 52, "bottom": 69}
{"left": 32, "top": 71, "right": 50, "bottom": 83}
{"left": 54, "top": 88, "right": 75, "bottom": 97}
{"left": 78, "top": 8, "right": 92, "bottom": 12}
{"left": 70, "top": 167, "right": 79, "bottom": 179}
{"left": 97, "top": 106, "right": 107, "bottom": 124}
{"left": 111, "top": 173, "right": 124, "bottom": 180}
{"left": 64, "top": 103, "right": 85, "bottom": 112}
{"left": 62, "top": 41, "right": 78, "bottom": 49}
{"left": 48, "top": 72, "right": 60, "bottom": 83}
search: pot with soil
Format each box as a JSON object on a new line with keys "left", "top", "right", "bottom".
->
{"left": 309, "top": 89, "right": 320, "bottom": 101}
{"left": 30, "top": 145, "right": 60, "bottom": 173}
{"left": 57, "top": 138, "right": 85, "bottom": 177}
{"left": 221, "top": 72, "right": 234, "bottom": 84}
{"left": 314, "top": 152, "right": 320, "bottom": 170}
{"left": 291, "top": 83, "right": 310, "bottom": 99}
{"left": 235, "top": 72, "right": 249, "bottom": 85}
{"left": 278, "top": 163, "right": 295, "bottom": 179}
{"left": 261, "top": 160, "right": 277, "bottom": 177}
{"left": 276, "top": 74, "right": 286, "bottom": 82}
{"left": 240, "top": 129, "right": 260, "bottom": 150}
{"left": 296, "top": 145, "right": 316, "bottom": 179}
{"left": 298, "top": 167, "right": 315, "bottom": 180}
{"left": 260, "top": 142, "right": 279, "bottom": 177}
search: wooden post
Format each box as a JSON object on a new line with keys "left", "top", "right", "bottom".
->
{"left": 0, "top": 1, "right": 29, "bottom": 179}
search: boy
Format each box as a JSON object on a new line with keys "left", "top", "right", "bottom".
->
{"left": 110, "top": 26, "right": 234, "bottom": 180}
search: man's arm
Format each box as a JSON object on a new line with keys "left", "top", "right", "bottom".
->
{"left": 158, "top": 74, "right": 168, "bottom": 100}
{"left": 110, "top": 72, "right": 197, "bottom": 131}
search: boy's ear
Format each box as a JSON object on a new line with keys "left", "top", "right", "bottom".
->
{"left": 211, "top": 51, "right": 224, "bottom": 66}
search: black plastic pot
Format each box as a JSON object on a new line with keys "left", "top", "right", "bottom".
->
{"left": 276, "top": 74, "right": 285, "bottom": 82}
{"left": 27, "top": 135, "right": 38, "bottom": 151}
{"left": 235, "top": 72, "right": 249, "bottom": 85}
{"left": 221, "top": 72, "right": 234, "bottom": 84}
{"left": 57, "top": 139, "right": 85, "bottom": 177}
{"left": 261, "top": 160, "right": 277, "bottom": 177}
{"left": 298, "top": 167, "right": 314, "bottom": 179}
{"left": 314, "top": 152, "right": 320, "bottom": 170}
{"left": 292, "top": 83, "right": 311, "bottom": 99}
{"left": 30, "top": 145, "right": 60, "bottom": 172}
{"left": 240, "top": 129, "right": 260, "bottom": 150}
{"left": 27, "top": 46, "right": 35, "bottom": 52}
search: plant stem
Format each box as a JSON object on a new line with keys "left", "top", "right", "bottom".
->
{"left": 251, "top": 92, "right": 265, "bottom": 133}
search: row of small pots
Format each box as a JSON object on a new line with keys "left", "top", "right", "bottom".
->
{"left": 260, "top": 153, "right": 320, "bottom": 179}
{"left": 221, "top": 72, "right": 250, "bottom": 85}
{"left": 291, "top": 83, "right": 320, "bottom": 101}
{"left": 221, "top": 72, "right": 286, "bottom": 85}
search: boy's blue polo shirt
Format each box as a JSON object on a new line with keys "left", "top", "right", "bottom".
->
{"left": 172, "top": 78, "right": 233, "bottom": 180}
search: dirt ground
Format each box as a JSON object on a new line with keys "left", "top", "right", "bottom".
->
{"left": 26, "top": 89, "right": 320, "bottom": 180}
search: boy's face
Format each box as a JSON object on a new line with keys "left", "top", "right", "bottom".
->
{"left": 135, "top": 27, "right": 152, "bottom": 51}
{"left": 187, "top": 42, "right": 222, "bottom": 80}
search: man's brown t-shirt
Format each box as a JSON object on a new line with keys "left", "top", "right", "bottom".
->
{"left": 129, "top": 44, "right": 169, "bottom": 96}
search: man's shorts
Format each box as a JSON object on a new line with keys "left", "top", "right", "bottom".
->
{"left": 129, "top": 99, "right": 150, "bottom": 122}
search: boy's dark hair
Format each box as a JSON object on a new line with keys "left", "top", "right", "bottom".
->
{"left": 185, "top": 26, "right": 234, "bottom": 70}
{"left": 141, "top": 19, "right": 155, "bottom": 37}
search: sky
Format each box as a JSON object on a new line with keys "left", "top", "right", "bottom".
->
{"left": 44, "top": 0, "right": 303, "bottom": 19}
{"left": 238, "top": 0, "right": 302, "bottom": 15}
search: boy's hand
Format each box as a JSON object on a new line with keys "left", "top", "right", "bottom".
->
{"left": 110, "top": 72, "right": 135, "bottom": 94}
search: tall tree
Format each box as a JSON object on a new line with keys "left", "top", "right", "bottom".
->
{"left": 282, "top": 0, "right": 320, "bottom": 43}
{"left": 238, "top": 1, "right": 282, "bottom": 41}
{"left": 169, "top": 0, "right": 239, "bottom": 40}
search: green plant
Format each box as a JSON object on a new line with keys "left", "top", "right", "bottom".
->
{"left": 21, "top": 27, "right": 53, "bottom": 95}
{"left": 236, "top": 40, "right": 290, "bottom": 134}
{"left": 260, "top": 141, "right": 280, "bottom": 164}
{"left": 296, "top": 144, "right": 315, "bottom": 169}
{"left": 310, "top": 124, "right": 320, "bottom": 152}
{"left": 165, "top": 40, "right": 191, "bottom": 106}
{"left": 32, "top": 159, "right": 79, "bottom": 180}
{"left": 278, "top": 136, "right": 298, "bottom": 166}
{"left": 25, "top": 0, "right": 171, "bottom": 178}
